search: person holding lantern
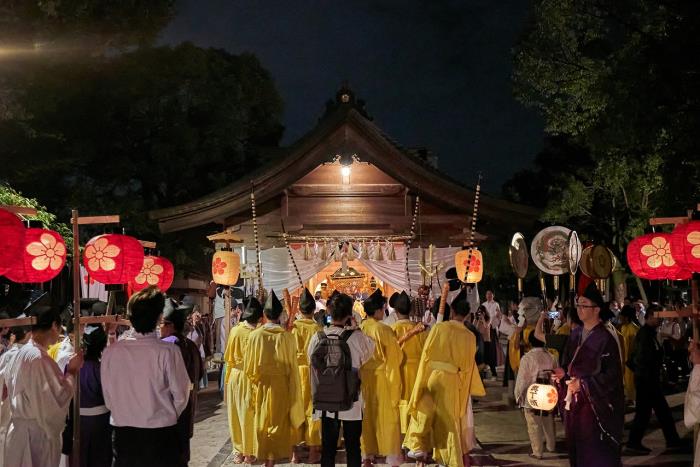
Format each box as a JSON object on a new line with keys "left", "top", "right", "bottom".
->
{"left": 4, "top": 306, "right": 83, "bottom": 467}
{"left": 224, "top": 296, "right": 263, "bottom": 464}
{"left": 553, "top": 282, "right": 624, "bottom": 467}
{"left": 243, "top": 290, "right": 304, "bottom": 466}
{"left": 514, "top": 332, "right": 557, "bottom": 460}
{"left": 290, "top": 288, "right": 323, "bottom": 464}
{"left": 390, "top": 291, "right": 428, "bottom": 438}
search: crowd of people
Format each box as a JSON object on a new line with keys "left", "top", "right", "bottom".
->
{"left": 0, "top": 281, "right": 697, "bottom": 467}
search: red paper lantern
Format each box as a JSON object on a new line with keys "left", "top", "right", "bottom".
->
{"left": 626, "top": 233, "right": 690, "bottom": 280}
{"left": 0, "top": 208, "right": 24, "bottom": 276}
{"left": 83, "top": 234, "right": 144, "bottom": 285}
{"left": 670, "top": 220, "right": 700, "bottom": 273}
{"left": 4, "top": 228, "right": 66, "bottom": 283}
{"left": 130, "top": 256, "right": 174, "bottom": 292}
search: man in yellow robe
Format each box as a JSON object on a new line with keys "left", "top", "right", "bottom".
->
{"left": 390, "top": 291, "right": 427, "bottom": 435}
{"left": 360, "top": 288, "right": 403, "bottom": 466}
{"left": 404, "top": 290, "right": 485, "bottom": 467}
{"left": 290, "top": 288, "right": 322, "bottom": 463}
{"left": 619, "top": 305, "right": 640, "bottom": 404}
{"left": 244, "top": 290, "right": 304, "bottom": 466}
{"left": 224, "top": 296, "right": 263, "bottom": 464}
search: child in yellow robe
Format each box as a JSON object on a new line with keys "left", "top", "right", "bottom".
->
{"left": 244, "top": 291, "right": 304, "bottom": 466}
{"left": 620, "top": 305, "right": 640, "bottom": 403}
{"left": 360, "top": 288, "right": 403, "bottom": 466}
{"left": 405, "top": 289, "right": 485, "bottom": 467}
{"left": 390, "top": 291, "right": 427, "bottom": 434}
{"left": 224, "top": 297, "right": 262, "bottom": 464}
{"left": 290, "top": 288, "right": 322, "bottom": 463}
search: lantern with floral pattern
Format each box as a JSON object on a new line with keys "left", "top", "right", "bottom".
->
{"left": 4, "top": 228, "right": 66, "bottom": 283}
{"left": 130, "top": 256, "right": 174, "bottom": 292}
{"left": 0, "top": 208, "right": 24, "bottom": 276}
{"left": 670, "top": 220, "right": 700, "bottom": 273}
{"left": 212, "top": 250, "right": 240, "bottom": 286}
{"left": 455, "top": 248, "right": 483, "bottom": 283}
{"left": 626, "top": 233, "right": 690, "bottom": 280}
{"left": 83, "top": 234, "right": 144, "bottom": 285}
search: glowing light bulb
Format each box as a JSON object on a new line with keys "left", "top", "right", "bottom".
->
{"left": 341, "top": 166, "right": 351, "bottom": 177}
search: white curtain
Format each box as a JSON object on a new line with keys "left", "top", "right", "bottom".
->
{"left": 245, "top": 246, "right": 334, "bottom": 294}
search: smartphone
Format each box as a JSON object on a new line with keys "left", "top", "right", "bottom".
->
{"left": 324, "top": 315, "right": 332, "bottom": 326}
{"left": 548, "top": 311, "right": 559, "bottom": 319}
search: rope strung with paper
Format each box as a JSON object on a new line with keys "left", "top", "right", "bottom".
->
{"left": 405, "top": 195, "right": 420, "bottom": 294}
{"left": 250, "top": 183, "right": 264, "bottom": 297}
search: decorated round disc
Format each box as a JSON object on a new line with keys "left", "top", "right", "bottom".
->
{"left": 568, "top": 230, "right": 581, "bottom": 274}
{"left": 530, "top": 226, "right": 571, "bottom": 275}
{"left": 509, "top": 232, "right": 529, "bottom": 279}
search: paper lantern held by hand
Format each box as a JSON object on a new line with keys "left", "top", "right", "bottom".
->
{"left": 526, "top": 383, "right": 558, "bottom": 411}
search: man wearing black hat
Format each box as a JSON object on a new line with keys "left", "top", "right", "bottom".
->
{"left": 627, "top": 303, "right": 683, "bottom": 453}
{"left": 290, "top": 288, "right": 323, "bottom": 463}
{"left": 224, "top": 296, "right": 263, "bottom": 464}
{"left": 102, "top": 286, "right": 190, "bottom": 467}
{"left": 553, "top": 282, "right": 624, "bottom": 466}
{"left": 243, "top": 290, "right": 304, "bottom": 466}
{"left": 160, "top": 298, "right": 204, "bottom": 467}
{"left": 359, "top": 288, "right": 403, "bottom": 467}
{"left": 383, "top": 292, "right": 400, "bottom": 326}
{"left": 4, "top": 306, "right": 82, "bottom": 467}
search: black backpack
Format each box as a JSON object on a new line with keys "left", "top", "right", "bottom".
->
{"left": 310, "top": 329, "right": 360, "bottom": 413}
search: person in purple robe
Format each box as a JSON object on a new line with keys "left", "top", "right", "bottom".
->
{"left": 160, "top": 299, "right": 204, "bottom": 467}
{"left": 553, "top": 282, "right": 624, "bottom": 467}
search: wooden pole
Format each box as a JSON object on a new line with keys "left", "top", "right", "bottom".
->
{"left": 71, "top": 209, "right": 81, "bottom": 467}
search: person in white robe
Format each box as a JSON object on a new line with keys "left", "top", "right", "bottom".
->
{"left": 684, "top": 342, "right": 700, "bottom": 467}
{"left": 4, "top": 308, "right": 82, "bottom": 467}
{"left": 0, "top": 326, "right": 32, "bottom": 464}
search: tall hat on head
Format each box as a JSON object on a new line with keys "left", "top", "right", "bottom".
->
{"left": 388, "top": 292, "right": 400, "bottom": 309}
{"left": 363, "top": 288, "right": 384, "bottom": 315}
{"left": 299, "top": 287, "right": 316, "bottom": 314}
{"left": 445, "top": 267, "right": 461, "bottom": 291}
{"left": 162, "top": 298, "right": 188, "bottom": 331}
{"left": 83, "top": 324, "right": 108, "bottom": 353}
{"left": 394, "top": 291, "right": 411, "bottom": 315}
{"left": 451, "top": 287, "right": 470, "bottom": 316}
{"left": 264, "top": 290, "right": 284, "bottom": 320}
{"left": 431, "top": 296, "right": 450, "bottom": 321}
{"left": 241, "top": 296, "right": 263, "bottom": 323}
{"left": 582, "top": 282, "right": 604, "bottom": 309}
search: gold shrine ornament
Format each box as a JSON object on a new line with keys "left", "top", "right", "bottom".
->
{"left": 212, "top": 250, "right": 240, "bottom": 286}
{"left": 455, "top": 248, "right": 483, "bottom": 283}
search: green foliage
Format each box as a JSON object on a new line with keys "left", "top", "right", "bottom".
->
{"left": 509, "top": 0, "right": 700, "bottom": 260}
{"left": 0, "top": 183, "right": 72, "bottom": 252}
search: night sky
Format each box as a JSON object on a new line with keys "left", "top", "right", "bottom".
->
{"left": 161, "top": 0, "right": 544, "bottom": 193}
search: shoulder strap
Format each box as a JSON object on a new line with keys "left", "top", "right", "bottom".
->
{"left": 339, "top": 329, "right": 354, "bottom": 342}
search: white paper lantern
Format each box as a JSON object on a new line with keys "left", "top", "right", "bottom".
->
{"left": 526, "top": 383, "right": 558, "bottom": 411}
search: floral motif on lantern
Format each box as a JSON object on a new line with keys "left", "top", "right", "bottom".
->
{"left": 26, "top": 233, "right": 66, "bottom": 271}
{"left": 640, "top": 236, "right": 675, "bottom": 268}
{"left": 212, "top": 257, "right": 227, "bottom": 275}
{"left": 84, "top": 237, "right": 121, "bottom": 272}
{"left": 688, "top": 230, "right": 700, "bottom": 259}
{"left": 135, "top": 257, "right": 164, "bottom": 285}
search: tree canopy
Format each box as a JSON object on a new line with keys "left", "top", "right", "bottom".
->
{"left": 508, "top": 0, "right": 700, "bottom": 259}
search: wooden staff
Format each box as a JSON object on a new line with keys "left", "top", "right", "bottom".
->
{"left": 280, "top": 220, "right": 304, "bottom": 288}
{"left": 71, "top": 209, "right": 81, "bottom": 467}
{"left": 397, "top": 321, "right": 425, "bottom": 346}
{"left": 436, "top": 282, "right": 450, "bottom": 323}
{"left": 461, "top": 174, "right": 482, "bottom": 284}
{"left": 283, "top": 288, "right": 295, "bottom": 330}
{"left": 250, "top": 184, "right": 264, "bottom": 300}
{"left": 405, "top": 195, "right": 420, "bottom": 295}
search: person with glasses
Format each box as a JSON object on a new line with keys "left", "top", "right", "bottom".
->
{"left": 552, "top": 282, "right": 624, "bottom": 467}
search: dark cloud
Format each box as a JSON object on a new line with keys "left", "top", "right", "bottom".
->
{"left": 160, "top": 0, "right": 543, "bottom": 192}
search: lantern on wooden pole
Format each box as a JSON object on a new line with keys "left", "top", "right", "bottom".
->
{"left": 0, "top": 208, "right": 24, "bottom": 276}
{"left": 5, "top": 228, "right": 67, "bottom": 283}
{"left": 131, "top": 256, "right": 175, "bottom": 292}
{"left": 83, "top": 234, "right": 144, "bottom": 284}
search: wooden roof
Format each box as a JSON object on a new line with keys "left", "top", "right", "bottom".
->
{"left": 150, "top": 89, "right": 538, "bottom": 238}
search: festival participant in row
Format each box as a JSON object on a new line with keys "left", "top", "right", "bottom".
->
{"left": 4, "top": 307, "right": 82, "bottom": 467}
{"left": 160, "top": 299, "right": 205, "bottom": 467}
{"left": 554, "top": 282, "right": 624, "bottom": 467}
{"left": 618, "top": 305, "right": 639, "bottom": 405}
{"left": 405, "top": 289, "right": 485, "bottom": 467}
{"left": 102, "top": 286, "right": 191, "bottom": 467}
{"left": 389, "top": 291, "right": 427, "bottom": 436}
{"left": 0, "top": 325, "right": 31, "bottom": 463}
{"left": 359, "top": 288, "right": 403, "bottom": 466}
{"left": 291, "top": 288, "right": 323, "bottom": 463}
{"left": 244, "top": 290, "right": 304, "bottom": 466}
{"left": 225, "top": 297, "right": 263, "bottom": 464}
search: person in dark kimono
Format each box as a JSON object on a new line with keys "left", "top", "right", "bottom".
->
{"left": 160, "top": 299, "right": 204, "bottom": 467}
{"left": 553, "top": 283, "right": 624, "bottom": 467}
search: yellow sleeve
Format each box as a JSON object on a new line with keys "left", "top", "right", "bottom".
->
{"left": 383, "top": 326, "right": 403, "bottom": 405}
{"left": 408, "top": 324, "right": 440, "bottom": 414}
{"left": 286, "top": 333, "right": 305, "bottom": 428}
{"left": 243, "top": 331, "right": 261, "bottom": 385}
{"left": 223, "top": 327, "right": 236, "bottom": 387}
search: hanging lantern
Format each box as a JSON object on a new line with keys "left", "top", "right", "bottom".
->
{"left": 5, "top": 228, "right": 66, "bottom": 283}
{"left": 319, "top": 242, "right": 328, "bottom": 261}
{"left": 130, "top": 256, "right": 175, "bottom": 292}
{"left": 670, "top": 220, "right": 700, "bottom": 273}
{"left": 386, "top": 241, "right": 396, "bottom": 261}
{"left": 455, "top": 248, "right": 483, "bottom": 283}
{"left": 373, "top": 243, "right": 384, "bottom": 261}
{"left": 211, "top": 250, "right": 240, "bottom": 286}
{"left": 626, "top": 233, "right": 689, "bottom": 280}
{"left": 0, "top": 208, "right": 24, "bottom": 276}
{"left": 83, "top": 234, "right": 144, "bottom": 285}
{"left": 346, "top": 242, "right": 357, "bottom": 260}
{"left": 526, "top": 383, "right": 559, "bottom": 411}
{"left": 303, "top": 241, "right": 313, "bottom": 261}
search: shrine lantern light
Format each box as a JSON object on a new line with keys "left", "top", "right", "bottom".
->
{"left": 455, "top": 248, "right": 483, "bottom": 283}
{"left": 83, "top": 234, "right": 144, "bottom": 284}
{"left": 526, "top": 383, "right": 558, "bottom": 411}
{"left": 0, "top": 208, "right": 24, "bottom": 276}
{"left": 4, "top": 228, "right": 66, "bottom": 283}
{"left": 626, "top": 233, "right": 689, "bottom": 280}
{"left": 670, "top": 220, "right": 700, "bottom": 273}
{"left": 130, "top": 256, "right": 174, "bottom": 292}
{"left": 212, "top": 250, "right": 240, "bottom": 286}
